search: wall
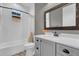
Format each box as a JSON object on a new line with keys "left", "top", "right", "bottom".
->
{"left": 0, "top": 3, "right": 35, "bottom": 55}
{"left": 35, "top": 3, "right": 47, "bottom": 35}
{"left": 35, "top": 3, "right": 79, "bottom": 35}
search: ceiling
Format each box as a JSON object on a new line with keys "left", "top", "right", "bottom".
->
{"left": 19, "top": 3, "right": 34, "bottom": 10}
{"left": 19, "top": 3, "right": 35, "bottom": 15}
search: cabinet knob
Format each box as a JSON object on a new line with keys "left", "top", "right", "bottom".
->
{"left": 63, "top": 49, "right": 70, "bottom": 54}
{"left": 36, "top": 47, "right": 39, "bottom": 50}
{"left": 36, "top": 40, "right": 39, "bottom": 41}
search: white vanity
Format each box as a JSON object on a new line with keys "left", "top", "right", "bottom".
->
{"left": 34, "top": 34, "right": 79, "bottom": 56}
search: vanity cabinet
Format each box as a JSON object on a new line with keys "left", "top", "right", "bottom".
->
{"left": 35, "top": 37, "right": 55, "bottom": 56}
{"left": 35, "top": 37, "right": 79, "bottom": 56}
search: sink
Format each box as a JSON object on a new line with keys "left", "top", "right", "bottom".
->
{"left": 35, "top": 34, "right": 55, "bottom": 39}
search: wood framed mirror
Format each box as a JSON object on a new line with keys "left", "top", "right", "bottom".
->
{"left": 44, "top": 3, "right": 79, "bottom": 30}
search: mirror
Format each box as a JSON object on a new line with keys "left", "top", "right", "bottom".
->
{"left": 44, "top": 3, "right": 79, "bottom": 30}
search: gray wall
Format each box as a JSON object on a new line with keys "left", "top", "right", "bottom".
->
{"left": 35, "top": 3, "right": 47, "bottom": 35}
{"left": 35, "top": 3, "right": 79, "bottom": 35}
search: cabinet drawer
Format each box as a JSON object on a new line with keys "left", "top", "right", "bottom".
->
{"left": 56, "top": 43, "right": 79, "bottom": 56}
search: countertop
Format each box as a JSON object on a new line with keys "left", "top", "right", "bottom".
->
{"left": 35, "top": 34, "right": 79, "bottom": 49}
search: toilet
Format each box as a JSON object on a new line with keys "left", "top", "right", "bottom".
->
{"left": 24, "top": 43, "right": 35, "bottom": 56}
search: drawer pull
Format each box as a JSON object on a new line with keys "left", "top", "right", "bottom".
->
{"left": 36, "top": 47, "right": 39, "bottom": 50}
{"left": 63, "top": 49, "right": 70, "bottom": 54}
{"left": 36, "top": 40, "right": 39, "bottom": 41}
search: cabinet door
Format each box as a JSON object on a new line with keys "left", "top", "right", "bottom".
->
{"left": 40, "top": 39, "right": 55, "bottom": 56}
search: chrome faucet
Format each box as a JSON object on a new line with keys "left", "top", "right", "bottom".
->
{"left": 54, "top": 32, "right": 59, "bottom": 37}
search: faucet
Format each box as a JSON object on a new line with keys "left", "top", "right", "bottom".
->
{"left": 54, "top": 31, "right": 59, "bottom": 37}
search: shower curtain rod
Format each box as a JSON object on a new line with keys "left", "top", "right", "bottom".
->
{"left": 0, "top": 6, "right": 32, "bottom": 16}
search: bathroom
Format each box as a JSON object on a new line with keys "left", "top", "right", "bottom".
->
{"left": 1, "top": 3, "right": 79, "bottom": 56}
